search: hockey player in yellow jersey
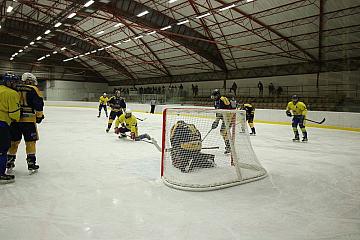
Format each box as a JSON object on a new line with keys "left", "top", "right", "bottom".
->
{"left": 114, "top": 109, "right": 150, "bottom": 141}
{"left": 0, "top": 73, "right": 20, "bottom": 183}
{"left": 106, "top": 90, "right": 126, "bottom": 132}
{"left": 286, "top": 95, "right": 308, "bottom": 142}
{"left": 241, "top": 103, "right": 256, "bottom": 135}
{"left": 7, "top": 73, "right": 44, "bottom": 174}
{"left": 97, "top": 93, "right": 109, "bottom": 118}
{"left": 210, "top": 89, "right": 236, "bottom": 154}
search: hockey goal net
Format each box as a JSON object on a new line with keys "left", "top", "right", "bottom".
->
{"left": 161, "top": 108, "right": 267, "bottom": 191}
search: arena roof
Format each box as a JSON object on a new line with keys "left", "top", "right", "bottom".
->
{"left": 0, "top": 0, "right": 359, "bottom": 85}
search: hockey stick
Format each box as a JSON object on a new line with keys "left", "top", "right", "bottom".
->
{"left": 136, "top": 117, "right": 147, "bottom": 121}
{"left": 201, "top": 129, "right": 213, "bottom": 142}
{"left": 305, "top": 117, "right": 326, "bottom": 124}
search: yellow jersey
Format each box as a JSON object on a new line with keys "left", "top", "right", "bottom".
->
{"left": 17, "top": 84, "right": 44, "bottom": 123}
{"left": 286, "top": 101, "right": 307, "bottom": 116}
{"left": 99, "top": 96, "right": 108, "bottom": 105}
{"left": 0, "top": 85, "right": 21, "bottom": 125}
{"left": 115, "top": 114, "right": 138, "bottom": 135}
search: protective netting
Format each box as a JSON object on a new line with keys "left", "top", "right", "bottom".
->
{"left": 161, "top": 108, "right": 267, "bottom": 191}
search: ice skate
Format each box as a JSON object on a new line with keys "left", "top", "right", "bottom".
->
{"left": 224, "top": 147, "right": 231, "bottom": 154}
{"left": 28, "top": 163, "right": 39, "bottom": 175}
{"left": 0, "top": 174, "right": 15, "bottom": 184}
{"left": 302, "top": 137, "right": 308, "bottom": 142}
{"left": 6, "top": 156, "right": 15, "bottom": 174}
{"left": 292, "top": 136, "right": 300, "bottom": 142}
{"left": 106, "top": 128, "right": 110, "bottom": 133}
{"left": 118, "top": 133, "right": 127, "bottom": 138}
{"left": 250, "top": 132, "right": 256, "bottom": 136}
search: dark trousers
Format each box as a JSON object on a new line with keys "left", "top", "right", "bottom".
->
{"left": 0, "top": 122, "right": 11, "bottom": 175}
{"left": 150, "top": 105, "right": 155, "bottom": 114}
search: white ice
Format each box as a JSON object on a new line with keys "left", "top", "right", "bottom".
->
{"left": 1, "top": 106, "right": 359, "bottom": 240}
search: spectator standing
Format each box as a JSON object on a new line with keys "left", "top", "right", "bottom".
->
{"left": 277, "top": 86, "right": 283, "bottom": 97}
{"left": 269, "top": 83, "right": 275, "bottom": 96}
{"left": 258, "top": 81, "right": 263, "bottom": 96}
{"left": 231, "top": 82, "right": 238, "bottom": 96}
{"left": 150, "top": 99, "right": 156, "bottom": 114}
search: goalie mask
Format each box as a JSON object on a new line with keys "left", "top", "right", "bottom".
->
{"left": 22, "top": 72, "right": 38, "bottom": 86}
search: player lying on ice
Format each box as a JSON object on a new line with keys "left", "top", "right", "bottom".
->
{"left": 170, "top": 120, "right": 215, "bottom": 173}
{"left": 114, "top": 109, "right": 151, "bottom": 141}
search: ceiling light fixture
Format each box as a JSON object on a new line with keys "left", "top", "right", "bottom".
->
{"left": 114, "top": 23, "right": 123, "bottom": 28}
{"left": 136, "top": 10, "right": 149, "bottom": 17}
{"left": 105, "top": 45, "right": 112, "bottom": 49}
{"left": 85, "top": 52, "right": 90, "bottom": 55}
{"left": 98, "top": 48, "right": 104, "bottom": 51}
{"left": 91, "top": 50, "right": 97, "bottom": 53}
{"left": 219, "top": 4, "right": 236, "bottom": 11}
{"left": 46, "top": 54, "right": 50, "bottom": 57}
{"left": 67, "top": 13, "right": 76, "bottom": 18}
{"left": 160, "top": 25, "right": 171, "bottom": 30}
{"left": 54, "top": 22, "right": 62, "bottom": 28}
{"left": 147, "top": 31, "right": 157, "bottom": 35}
{"left": 44, "top": 30, "right": 51, "bottom": 34}
{"left": 6, "top": 6, "right": 13, "bottom": 13}
{"left": 97, "top": 30, "right": 104, "bottom": 35}
{"left": 134, "top": 35, "right": 143, "bottom": 40}
{"left": 61, "top": 47, "right": 66, "bottom": 51}
{"left": 115, "top": 42, "right": 122, "bottom": 46}
{"left": 30, "top": 42, "right": 35, "bottom": 45}
{"left": 196, "top": 13, "right": 211, "bottom": 19}
{"left": 53, "top": 51, "right": 58, "bottom": 54}
{"left": 24, "top": 46, "right": 28, "bottom": 49}
{"left": 19, "top": 49, "right": 23, "bottom": 53}
{"left": 168, "top": 0, "right": 178, "bottom": 3}
{"left": 84, "top": 0, "right": 94, "bottom": 7}
{"left": 36, "top": 36, "right": 42, "bottom": 41}
{"left": 123, "top": 39, "right": 131, "bottom": 43}
{"left": 177, "top": 19, "right": 189, "bottom": 25}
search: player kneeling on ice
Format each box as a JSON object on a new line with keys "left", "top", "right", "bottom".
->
{"left": 114, "top": 109, "right": 150, "bottom": 141}
{"left": 170, "top": 121, "right": 215, "bottom": 173}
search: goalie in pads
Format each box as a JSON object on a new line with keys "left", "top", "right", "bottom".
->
{"left": 170, "top": 121, "right": 215, "bottom": 173}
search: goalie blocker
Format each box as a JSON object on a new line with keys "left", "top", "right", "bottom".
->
{"left": 161, "top": 108, "right": 267, "bottom": 191}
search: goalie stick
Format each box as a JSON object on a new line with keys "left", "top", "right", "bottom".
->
{"left": 165, "top": 146, "right": 219, "bottom": 152}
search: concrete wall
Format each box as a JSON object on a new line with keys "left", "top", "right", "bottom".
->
{"left": 45, "top": 80, "right": 108, "bottom": 101}
{"left": 45, "top": 101, "right": 360, "bottom": 130}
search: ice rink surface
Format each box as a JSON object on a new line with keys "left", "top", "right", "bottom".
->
{"left": 1, "top": 106, "right": 359, "bottom": 240}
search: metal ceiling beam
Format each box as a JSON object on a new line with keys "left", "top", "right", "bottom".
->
{"left": 2, "top": 18, "right": 134, "bottom": 80}
{"left": 97, "top": 0, "right": 227, "bottom": 71}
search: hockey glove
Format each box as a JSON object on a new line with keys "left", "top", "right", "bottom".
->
{"left": 130, "top": 132, "right": 136, "bottom": 140}
{"left": 114, "top": 127, "right": 120, "bottom": 134}
{"left": 36, "top": 115, "right": 44, "bottom": 124}
{"left": 211, "top": 120, "right": 219, "bottom": 129}
{"left": 286, "top": 111, "right": 292, "bottom": 117}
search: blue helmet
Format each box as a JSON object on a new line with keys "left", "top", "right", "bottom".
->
{"left": 1, "top": 73, "right": 20, "bottom": 87}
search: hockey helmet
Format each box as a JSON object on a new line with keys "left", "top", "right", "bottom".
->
{"left": 22, "top": 72, "right": 38, "bottom": 86}
{"left": 115, "top": 90, "right": 121, "bottom": 97}
{"left": 291, "top": 95, "right": 299, "bottom": 102}
{"left": 211, "top": 89, "right": 221, "bottom": 99}
{"left": 1, "top": 73, "right": 20, "bottom": 89}
{"left": 125, "top": 109, "right": 132, "bottom": 118}
{"left": 103, "top": 92, "right": 107, "bottom": 96}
